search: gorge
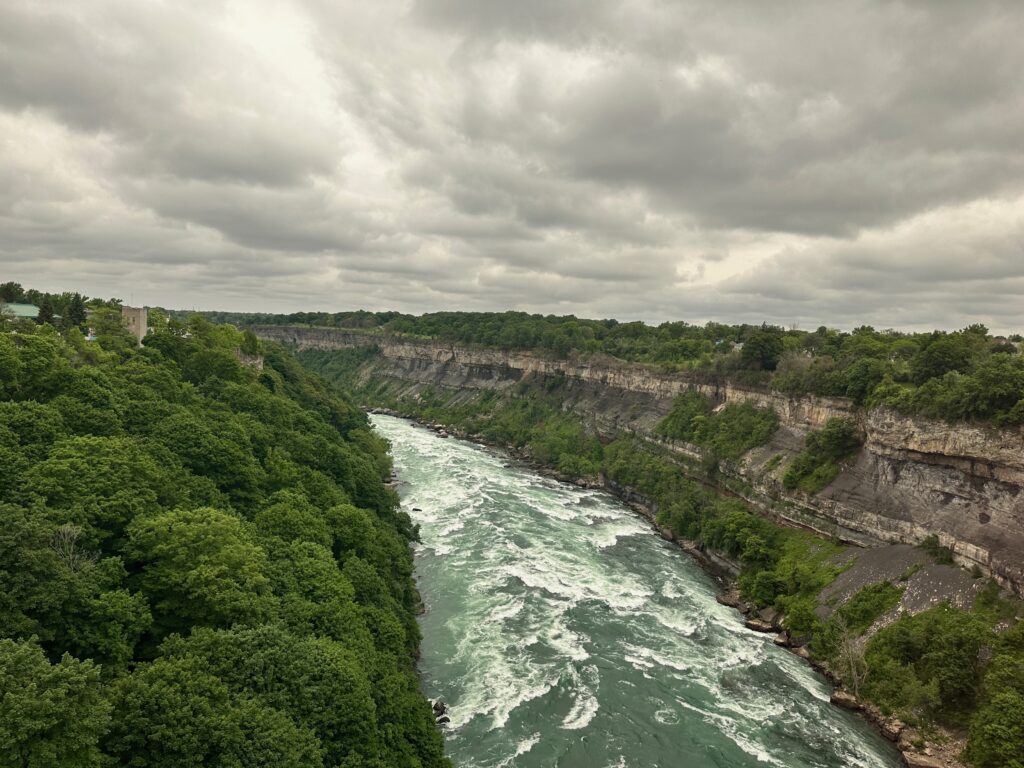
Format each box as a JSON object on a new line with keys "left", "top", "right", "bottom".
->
{"left": 375, "top": 413, "right": 902, "bottom": 768}
{"left": 254, "top": 325, "right": 1024, "bottom": 597}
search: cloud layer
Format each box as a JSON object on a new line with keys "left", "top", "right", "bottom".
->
{"left": 1, "top": 0, "right": 1022, "bottom": 330}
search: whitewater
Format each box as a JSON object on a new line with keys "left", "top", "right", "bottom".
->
{"left": 372, "top": 414, "right": 902, "bottom": 768}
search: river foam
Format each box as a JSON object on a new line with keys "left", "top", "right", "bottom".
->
{"left": 372, "top": 415, "right": 902, "bottom": 768}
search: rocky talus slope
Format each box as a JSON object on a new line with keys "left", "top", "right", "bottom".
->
{"left": 254, "top": 326, "right": 1024, "bottom": 596}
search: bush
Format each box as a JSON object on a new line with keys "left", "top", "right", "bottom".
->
{"left": 783, "top": 418, "right": 862, "bottom": 493}
{"left": 863, "top": 604, "right": 990, "bottom": 720}
{"left": 918, "top": 534, "right": 956, "bottom": 565}
{"left": 837, "top": 581, "right": 903, "bottom": 635}
{"left": 968, "top": 620, "right": 1024, "bottom": 767}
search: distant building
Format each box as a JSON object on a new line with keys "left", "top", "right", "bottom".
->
{"left": 121, "top": 305, "right": 149, "bottom": 345}
{"left": 2, "top": 302, "right": 39, "bottom": 320}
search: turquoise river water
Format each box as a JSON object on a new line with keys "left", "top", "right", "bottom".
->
{"left": 371, "top": 414, "right": 902, "bottom": 768}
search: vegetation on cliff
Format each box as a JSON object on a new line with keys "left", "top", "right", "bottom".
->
{"left": 782, "top": 418, "right": 863, "bottom": 494}
{"left": 219, "top": 308, "right": 1024, "bottom": 426}
{"left": 654, "top": 391, "right": 779, "bottom": 461}
{"left": 0, "top": 308, "right": 449, "bottom": 767}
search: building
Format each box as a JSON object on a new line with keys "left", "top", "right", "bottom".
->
{"left": 121, "top": 305, "right": 148, "bottom": 345}
{"left": 1, "top": 302, "right": 39, "bottom": 320}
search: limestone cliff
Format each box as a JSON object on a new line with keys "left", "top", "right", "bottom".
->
{"left": 255, "top": 326, "right": 1024, "bottom": 594}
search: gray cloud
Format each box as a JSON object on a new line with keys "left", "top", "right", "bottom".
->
{"left": 1, "top": 0, "right": 1023, "bottom": 331}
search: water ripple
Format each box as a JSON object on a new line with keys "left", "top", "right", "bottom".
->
{"left": 373, "top": 415, "right": 902, "bottom": 768}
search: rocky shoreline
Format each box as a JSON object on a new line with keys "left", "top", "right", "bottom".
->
{"left": 372, "top": 407, "right": 962, "bottom": 768}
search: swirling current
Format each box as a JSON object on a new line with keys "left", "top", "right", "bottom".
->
{"left": 371, "top": 414, "right": 902, "bottom": 768}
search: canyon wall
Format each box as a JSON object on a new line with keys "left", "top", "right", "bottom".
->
{"left": 256, "top": 326, "right": 1024, "bottom": 593}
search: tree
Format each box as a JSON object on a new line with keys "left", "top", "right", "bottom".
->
{"left": 36, "top": 295, "right": 55, "bottom": 326}
{"left": 55, "top": 556, "right": 152, "bottom": 667}
{"left": 961, "top": 355, "right": 1024, "bottom": 420}
{"left": 241, "top": 329, "right": 261, "bottom": 356}
{"left": 783, "top": 418, "right": 862, "bottom": 493}
{"left": 0, "top": 505, "right": 66, "bottom": 641}
{"left": 159, "top": 626, "right": 383, "bottom": 767}
{"left": 0, "top": 639, "right": 112, "bottom": 768}
{"left": 183, "top": 348, "right": 246, "bottom": 385}
{"left": 741, "top": 329, "right": 784, "bottom": 371}
{"left": 105, "top": 655, "right": 328, "bottom": 767}
{"left": 0, "top": 281, "right": 24, "bottom": 302}
{"left": 0, "top": 334, "right": 20, "bottom": 396}
{"left": 126, "top": 507, "right": 275, "bottom": 636}
{"left": 15, "top": 436, "right": 193, "bottom": 546}
{"left": 104, "top": 655, "right": 246, "bottom": 767}
{"left": 149, "top": 410, "right": 262, "bottom": 509}
{"left": 254, "top": 492, "right": 332, "bottom": 549}
{"left": 835, "top": 614, "right": 868, "bottom": 698}
{"left": 911, "top": 334, "right": 975, "bottom": 384}
{"left": 968, "top": 691, "right": 1024, "bottom": 768}
{"left": 62, "top": 293, "right": 88, "bottom": 332}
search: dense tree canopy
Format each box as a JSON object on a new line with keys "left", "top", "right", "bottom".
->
{"left": 0, "top": 303, "right": 448, "bottom": 767}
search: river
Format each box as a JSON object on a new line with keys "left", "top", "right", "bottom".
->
{"left": 371, "top": 414, "right": 902, "bottom": 768}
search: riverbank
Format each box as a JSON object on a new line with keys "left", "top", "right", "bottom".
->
{"left": 372, "top": 407, "right": 962, "bottom": 768}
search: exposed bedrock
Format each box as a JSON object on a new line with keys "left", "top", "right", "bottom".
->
{"left": 255, "top": 326, "right": 1024, "bottom": 594}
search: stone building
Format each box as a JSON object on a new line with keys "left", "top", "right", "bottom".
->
{"left": 121, "top": 305, "right": 148, "bottom": 345}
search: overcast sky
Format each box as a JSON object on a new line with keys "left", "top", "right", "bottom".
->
{"left": 1, "top": 0, "right": 1023, "bottom": 331}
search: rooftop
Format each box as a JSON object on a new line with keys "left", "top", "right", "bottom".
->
{"left": 1, "top": 303, "right": 39, "bottom": 319}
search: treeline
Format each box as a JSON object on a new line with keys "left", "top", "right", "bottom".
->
{"left": 301, "top": 349, "right": 1024, "bottom": 767}
{"left": 0, "top": 280, "right": 123, "bottom": 332}
{"left": 0, "top": 308, "right": 449, "bottom": 765}
{"left": 212, "top": 308, "right": 1024, "bottom": 426}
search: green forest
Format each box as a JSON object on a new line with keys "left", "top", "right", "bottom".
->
{"left": 301, "top": 350, "right": 1024, "bottom": 768}
{"left": 0, "top": 301, "right": 449, "bottom": 766}
{"left": 193, "top": 308, "right": 1024, "bottom": 427}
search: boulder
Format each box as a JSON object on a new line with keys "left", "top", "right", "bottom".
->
{"left": 716, "top": 589, "right": 742, "bottom": 608}
{"left": 758, "top": 607, "right": 782, "bottom": 629}
{"left": 882, "top": 718, "right": 905, "bottom": 742}
{"left": 829, "top": 690, "right": 861, "bottom": 711}
{"left": 793, "top": 645, "right": 811, "bottom": 659}
{"left": 898, "top": 729, "right": 922, "bottom": 752}
{"left": 745, "top": 618, "right": 774, "bottom": 633}
{"left": 901, "top": 753, "right": 944, "bottom": 768}
{"left": 773, "top": 632, "right": 790, "bottom": 647}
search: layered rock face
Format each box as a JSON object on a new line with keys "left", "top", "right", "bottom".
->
{"left": 256, "top": 326, "right": 1024, "bottom": 594}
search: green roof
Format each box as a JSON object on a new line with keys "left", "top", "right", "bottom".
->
{"left": 2, "top": 303, "right": 39, "bottom": 318}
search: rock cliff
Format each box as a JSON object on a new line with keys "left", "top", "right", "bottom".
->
{"left": 256, "top": 326, "right": 1024, "bottom": 594}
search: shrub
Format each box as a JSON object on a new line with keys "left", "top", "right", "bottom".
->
{"left": 918, "top": 534, "right": 956, "bottom": 565}
{"left": 783, "top": 418, "right": 862, "bottom": 493}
